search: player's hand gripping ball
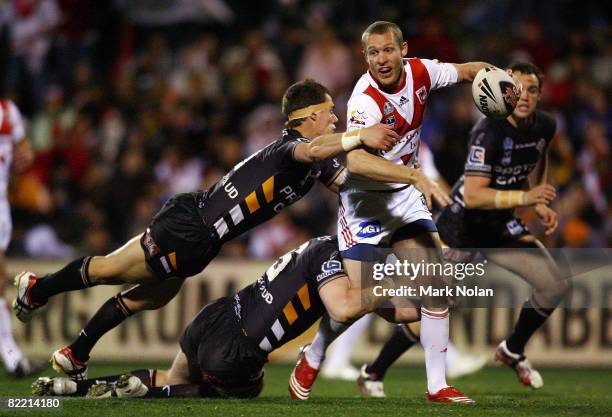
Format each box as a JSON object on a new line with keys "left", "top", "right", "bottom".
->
{"left": 472, "top": 67, "right": 519, "bottom": 119}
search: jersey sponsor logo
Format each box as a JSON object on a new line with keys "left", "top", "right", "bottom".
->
{"left": 503, "top": 137, "right": 513, "bottom": 150}
{"left": 356, "top": 221, "right": 382, "bottom": 238}
{"left": 349, "top": 110, "right": 367, "bottom": 126}
{"left": 415, "top": 86, "right": 428, "bottom": 104}
{"left": 224, "top": 181, "right": 238, "bottom": 199}
{"left": 468, "top": 145, "right": 486, "bottom": 165}
{"left": 256, "top": 276, "right": 274, "bottom": 304}
{"left": 316, "top": 260, "right": 342, "bottom": 282}
{"left": 142, "top": 230, "right": 160, "bottom": 256}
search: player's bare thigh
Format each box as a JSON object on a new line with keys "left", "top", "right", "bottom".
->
{"left": 155, "top": 350, "right": 191, "bottom": 386}
{"left": 87, "top": 234, "right": 153, "bottom": 284}
{"left": 483, "top": 234, "right": 568, "bottom": 306}
{"left": 119, "top": 278, "right": 185, "bottom": 312}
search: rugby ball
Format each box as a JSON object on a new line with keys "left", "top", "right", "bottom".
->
{"left": 472, "top": 67, "right": 519, "bottom": 119}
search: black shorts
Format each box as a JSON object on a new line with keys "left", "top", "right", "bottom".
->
{"left": 179, "top": 297, "right": 267, "bottom": 398}
{"left": 437, "top": 204, "right": 529, "bottom": 248}
{"left": 141, "top": 193, "right": 221, "bottom": 280}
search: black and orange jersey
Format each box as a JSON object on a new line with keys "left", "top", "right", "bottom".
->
{"left": 198, "top": 130, "right": 342, "bottom": 243}
{"left": 235, "top": 236, "right": 344, "bottom": 353}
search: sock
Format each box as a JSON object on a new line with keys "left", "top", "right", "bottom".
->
{"left": 324, "top": 314, "right": 371, "bottom": 371}
{"left": 445, "top": 341, "right": 459, "bottom": 368}
{"left": 0, "top": 298, "right": 24, "bottom": 372}
{"left": 147, "top": 384, "right": 204, "bottom": 398}
{"left": 421, "top": 307, "right": 449, "bottom": 394}
{"left": 30, "top": 257, "right": 92, "bottom": 304}
{"left": 367, "top": 324, "right": 418, "bottom": 380}
{"left": 305, "top": 314, "right": 349, "bottom": 370}
{"left": 506, "top": 298, "right": 554, "bottom": 355}
{"left": 74, "top": 369, "right": 154, "bottom": 396}
{"left": 69, "top": 294, "right": 133, "bottom": 362}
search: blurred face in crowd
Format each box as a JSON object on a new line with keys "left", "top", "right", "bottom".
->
{"left": 511, "top": 71, "right": 540, "bottom": 121}
{"left": 363, "top": 31, "right": 408, "bottom": 91}
{"left": 311, "top": 94, "right": 338, "bottom": 135}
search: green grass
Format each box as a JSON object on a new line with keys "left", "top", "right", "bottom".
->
{"left": 0, "top": 363, "right": 610, "bottom": 417}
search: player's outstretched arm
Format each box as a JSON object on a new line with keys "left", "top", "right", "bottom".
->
{"left": 452, "top": 62, "right": 492, "bottom": 82}
{"left": 463, "top": 175, "right": 557, "bottom": 210}
{"left": 293, "top": 124, "right": 399, "bottom": 163}
{"left": 346, "top": 149, "right": 451, "bottom": 208}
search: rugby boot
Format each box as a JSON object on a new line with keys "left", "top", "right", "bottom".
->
{"left": 495, "top": 340, "right": 543, "bottom": 389}
{"left": 288, "top": 344, "right": 319, "bottom": 400}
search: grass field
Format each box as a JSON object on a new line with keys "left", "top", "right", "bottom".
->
{"left": 0, "top": 363, "right": 610, "bottom": 417}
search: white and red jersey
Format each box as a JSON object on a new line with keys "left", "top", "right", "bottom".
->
{"left": 345, "top": 58, "right": 457, "bottom": 190}
{"left": 0, "top": 100, "right": 25, "bottom": 198}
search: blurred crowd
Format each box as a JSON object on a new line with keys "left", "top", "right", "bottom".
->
{"left": 0, "top": 0, "right": 609, "bottom": 260}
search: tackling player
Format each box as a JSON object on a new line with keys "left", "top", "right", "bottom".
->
{"left": 358, "top": 62, "right": 568, "bottom": 395}
{"left": 13, "top": 79, "right": 425, "bottom": 380}
{"left": 32, "top": 236, "right": 418, "bottom": 398}
{"left": 289, "top": 21, "right": 496, "bottom": 404}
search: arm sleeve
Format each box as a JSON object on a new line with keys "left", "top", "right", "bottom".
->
{"left": 346, "top": 94, "right": 382, "bottom": 131}
{"left": 421, "top": 59, "right": 458, "bottom": 90}
{"left": 305, "top": 240, "right": 345, "bottom": 289}
{"left": 464, "top": 123, "right": 502, "bottom": 177}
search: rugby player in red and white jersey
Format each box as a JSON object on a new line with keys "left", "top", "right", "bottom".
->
{"left": 290, "top": 21, "right": 493, "bottom": 404}
{"left": 0, "top": 99, "right": 43, "bottom": 377}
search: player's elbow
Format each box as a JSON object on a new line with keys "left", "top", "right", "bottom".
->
{"left": 306, "top": 144, "right": 325, "bottom": 162}
{"left": 326, "top": 297, "right": 362, "bottom": 323}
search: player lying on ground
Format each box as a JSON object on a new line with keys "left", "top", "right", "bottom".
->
{"left": 358, "top": 62, "right": 569, "bottom": 396}
{"left": 289, "top": 20, "right": 499, "bottom": 405}
{"left": 13, "top": 78, "right": 432, "bottom": 380}
{"left": 32, "top": 236, "right": 418, "bottom": 398}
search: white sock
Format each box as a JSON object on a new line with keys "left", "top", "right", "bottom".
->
{"left": 445, "top": 341, "right": 459, "bottom": 368}
{"left": 421, "top": 307, "right": 449, "bottom": 394}
{"left": 0, "top": 298, "right": 24, "bottom": 372}
{"left": 323, "top": 313, "right": 371, "bottom": 370}
{"left": 305, "top": 314, "right": 349, "bottom": 370}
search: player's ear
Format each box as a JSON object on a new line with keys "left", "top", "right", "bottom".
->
{"left": 402, "top": 41, "right": 408, "bottom": 57}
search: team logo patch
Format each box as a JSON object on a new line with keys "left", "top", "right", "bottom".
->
{"left": 506, "top": 219, "right": 525, "bottom": 236}
{"left": 316, "top": 260, "right": 342, "bottom": 282}
{"left": 143, "top": 230, "right": 159, "bottom": 256}
{"left": 383, "top": 102, "right": 394, "bottom": 116}
{"left": 501, "top": 155, "right": 512, "bottom": 166}
{"left": 356, "top": 221, "right": 382, "bottom": 238}
{"left": 468, "top": 146, "right": 486, "bottom": 165}
{"left": 349, "top": 110, "right": 367, "bottom": 126}
{"left": 415, "top": 86, "right": 428, "bottom": 104}
{"left": 503, "top": 137, "right": 513, "bottom": 150}
{"left": 384, "top": 115, "right": 396, "bottom": 128}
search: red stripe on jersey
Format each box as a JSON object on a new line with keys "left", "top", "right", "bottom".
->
{"left": 407, "top": 58, "right": 431, "bottom": 130}
{"left": 0, "top": 101, "right": 11, "bottom": 135}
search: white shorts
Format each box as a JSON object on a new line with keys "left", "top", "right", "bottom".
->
{"left": 337, "top": 184, "right": 434, "bottom": 252}
{"left": 0, "top": 200, "right": 11, "bottom": 251}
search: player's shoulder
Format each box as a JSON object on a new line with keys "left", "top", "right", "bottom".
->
{"left": 472, "top": 116, "right": 504, "bottom": 138}
{"left": 534, "top": 110, "right": 557, "bottom": 135}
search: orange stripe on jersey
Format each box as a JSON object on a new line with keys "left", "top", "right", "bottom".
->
{"left": 245, "top": 191, "right": 260, "bottom": 213}
{"left": 297, "top": 284, "right": 311, "bottom": 310}
{"left": 283, "top": 301, "right": 298, "bottom": 324}
{"left": 262, "top": 176, "right": 274, "bottom": 203}
{"left": 168, "top": 252, "right": 177, "bottom": 269}
{"left": 0, "top": 101, "right": 11, "bottom": 135}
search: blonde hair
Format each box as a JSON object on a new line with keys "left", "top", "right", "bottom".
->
{"left": 361, "top": 21, "right": 404, "bottom": 49}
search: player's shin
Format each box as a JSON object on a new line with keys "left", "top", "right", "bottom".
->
{"left": 29, "top": 257, "right": 93, "bottom": 305}
{"left": 505, "top": 297, "right": 556, "bottom": 355}
{"left": 306, "top": 313, "right": 352, "bottom": 369}
{"left": 421, "top": 307, "right": 450, "bottom": 394}
{"left": 67, "top": 294, "right": 134, "bottom": 363}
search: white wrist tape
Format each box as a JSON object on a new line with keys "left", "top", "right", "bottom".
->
{"left": 341, "top": 129, "right": 362, "bottom": 151}
{"left": 494, "top": 190, "right": 526, "bottom": 208}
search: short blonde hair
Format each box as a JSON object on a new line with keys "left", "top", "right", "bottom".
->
{"left": 361, "top": 21, "right": 404, "bottom": 49}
